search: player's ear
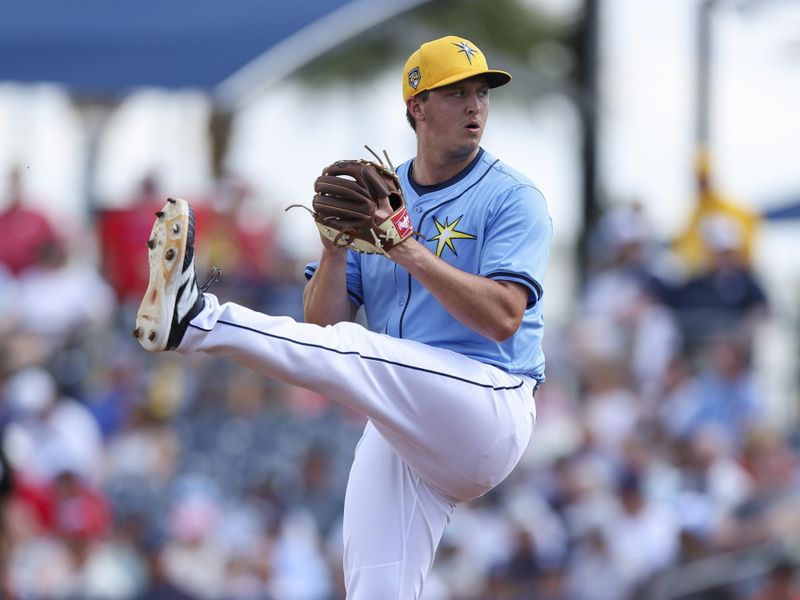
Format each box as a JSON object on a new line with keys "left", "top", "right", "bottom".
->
{"left": 407, "top": 97, "right": 426, "bottom": 123}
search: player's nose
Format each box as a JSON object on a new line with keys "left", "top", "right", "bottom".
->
{"left": 465, "top": 92, "right": 481, "bottom": 114}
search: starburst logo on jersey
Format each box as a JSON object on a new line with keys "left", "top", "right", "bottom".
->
{"left": 429, "top": 215, "right": 477, "bottom": 257}
{"left": 408, "top": 66, "right": 421, "bottom": 90}
{"left": 452, "top": 41, "right": 478, "bottom": 65}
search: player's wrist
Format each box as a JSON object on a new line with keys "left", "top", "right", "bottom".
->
{"left": 387, "top": 236, "right": 426, "bottom": 266}
{"left": 321, "top": 249, "right": 348, "bottom": 266}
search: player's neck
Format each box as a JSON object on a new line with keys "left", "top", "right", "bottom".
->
{"left": 412, "top": 145, "right": 480, "bottom": 186}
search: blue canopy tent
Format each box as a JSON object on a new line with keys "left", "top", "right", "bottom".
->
{"left": 0, "top": 0, "right": 430, "bottom": 204}
{"left": 0, "top": 0, "right": 428, "bottom": 106}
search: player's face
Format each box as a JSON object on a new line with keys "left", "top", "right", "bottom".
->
{"left": 418, "top": 76, "right": 490, "bottom": 162}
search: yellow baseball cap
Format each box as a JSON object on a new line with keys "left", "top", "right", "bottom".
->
{"left": 402, "top": 35, "right": 512, "bottom": 102}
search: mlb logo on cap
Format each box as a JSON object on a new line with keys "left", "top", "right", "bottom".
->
{"left": 408, "top": 66, "right": 421, "bottom": 90}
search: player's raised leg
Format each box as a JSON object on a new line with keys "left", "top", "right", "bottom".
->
{"left": 133, "top": 198, "right": 535, "bottom": 503}
{"left": 179, "top": 295, "right": 535, "bottom": 502}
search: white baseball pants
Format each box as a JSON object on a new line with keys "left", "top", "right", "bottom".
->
{"left": 179, "top": 294, "right": 537, "bottom": 599}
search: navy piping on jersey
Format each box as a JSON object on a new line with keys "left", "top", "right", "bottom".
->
{"left": 189, "top": 320, "right": 526, "bottom": 392}
{"left": 408, "top": 148, "right": 485, "bottom": 196}
{"left": 484, "top": 270, "right": 543, "bottom": 309}
{"left": 399, "top": 158, "right": 500, "bottom": 337}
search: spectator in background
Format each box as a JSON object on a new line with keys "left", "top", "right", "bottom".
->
{"left": 578, "top": 204, "right": 680, "bottom": 395}
{"left": 1, "top": 366, "right": 105, "bottom": 487}
{"left": 203, "top": 175, "right": 279, "bottom": 311}
{"left": 581, "top": 362, "right": 643, "bottom": 460}
{"left": 0, "top": 167, "right": 64, "bottom": 278}
{"left": 1, "top": 368, "right": 115, "bottom": 597}
{"left": 158, "top": 488, "right": 227, "bottom": 600}
{"left": 208, "top": 175, "right": 275, "bottom": 283}
{"left": 652, "top": 214, "right": 768, "bottom": 362}
{"left": 673, "top": 148, "right": 760, "bottom": 273}
{"left": 716, "top": 427, "right": 800, "bottom": 552}
{"left": 103, "top": 400, "right": 181, "bottom": 503}
{"left": 603, "top": 470, "right": 681, "bottom": 595}
{"left": 567, "top": 526, "right": 627, "bottom": 600}
{"left": 8, "top": 238, "right": 115, "bottom": 344}
{"left": 293, "top": 445, "right": 345, "bottom": 539}
{"left": 97, "top": 174, "right": 168, "bottom": 303}
{"left": 679, "top": 337, "right": 762, "bottom": 446}
{"left": 675, "top": 428, "right": 753, "bottom": 532}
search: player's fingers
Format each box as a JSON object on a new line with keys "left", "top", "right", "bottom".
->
{"left": 322, "top": 160, "right": 363, "bottom": 177}
{"left": 312, "top": 195, "right": 373, "bottom": 220}
{"left": 361, "top": 165, "right": 391, "bottom": 200}
{"left": 314, "top": 175, "right": 368, "bottom": 199}
{"left": 319, "top": 231, "right": 349, "bottom": 252}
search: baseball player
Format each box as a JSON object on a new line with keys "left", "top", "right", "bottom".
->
{"left": 134, "top": 35, "right": 552, "bottom": 599}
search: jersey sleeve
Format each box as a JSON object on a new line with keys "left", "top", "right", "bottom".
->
{"left": 304, "top": 251, "right": 364, "bottom": 308}
{"left": 480, "top": 185, "right": 552, "bottom": 309}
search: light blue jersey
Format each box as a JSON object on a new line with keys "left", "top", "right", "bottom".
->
{"left": 305, "top": 148, "right": 552, "bottom": 380}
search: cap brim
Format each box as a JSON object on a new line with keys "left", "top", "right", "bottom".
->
{"left": 425, "top": 69, "right": 512, "bottom": 94}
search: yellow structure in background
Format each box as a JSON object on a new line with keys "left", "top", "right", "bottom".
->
{"left": 673, "top": 148, "right": 760, "bottom": 271}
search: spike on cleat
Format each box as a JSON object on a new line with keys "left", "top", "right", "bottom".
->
{"left": 148, "top": 331, "right": 156, "bottom": 341}
{"left": 155, "top": 210, "right": 164, "bottom": 218}
{"left": 172, "top": 223, "right": 180, "bottom": 234}
{"left": 167, "top": 198, "right": 176, "bottom": 204}
{"left": 147, "top": 239, "right": 155, "bottom": 249}
{"left": 165, "top": 248, "right": 175, "bottom": 261}
{"left": 132, "top": 327, "right": 141, "bottom": 339}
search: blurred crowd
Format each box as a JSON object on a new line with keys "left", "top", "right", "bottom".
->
{"left": 0, "top": 168, "right": 798, "bottom": 600}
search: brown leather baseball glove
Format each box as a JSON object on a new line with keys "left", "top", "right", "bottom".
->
{"left": 310, "top": 158, "right": 414, "bottom": 256}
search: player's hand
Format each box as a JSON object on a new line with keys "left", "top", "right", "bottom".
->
{"left": 319, "top": 232, "right": 350, "bottom": 255}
